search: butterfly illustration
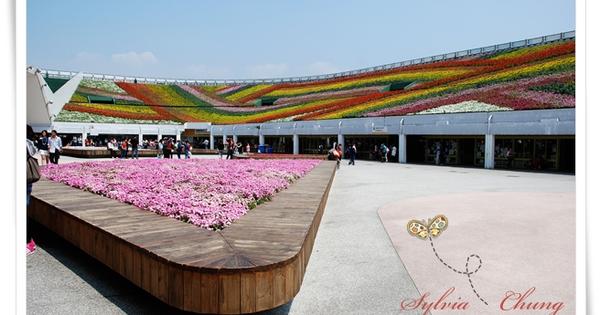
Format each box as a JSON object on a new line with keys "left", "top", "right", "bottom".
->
{"left": 407, "top": 215, "right": 449, "bottom": 240}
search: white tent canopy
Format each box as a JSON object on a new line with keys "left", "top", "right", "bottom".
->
{"left": 26, "top": 67, "right": 82, "bottom": 131}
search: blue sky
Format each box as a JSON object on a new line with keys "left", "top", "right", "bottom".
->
{"left": 27, "top": 0, "right": 575, "bottom": 80}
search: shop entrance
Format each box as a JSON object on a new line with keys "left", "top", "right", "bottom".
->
{"left": 494, "top": 136, "right": 575, "bottom": 172}
{"left": 264, "top": 136, "right": 293, "bottom": 154}
{"left": 406, "top": 135, "right": 485, "bottom": 167}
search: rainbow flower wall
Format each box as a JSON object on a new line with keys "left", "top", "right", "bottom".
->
{"left": 55, "top": 39, "right": 575, "bottom": 125}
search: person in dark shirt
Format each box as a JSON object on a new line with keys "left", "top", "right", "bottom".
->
{"left": 131, "top": 137, "right": 139, "bottom": 159}
{"left": 36, "top": 130, "right": 50, "bottom": 166}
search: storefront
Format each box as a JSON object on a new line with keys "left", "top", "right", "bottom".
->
{"left": 407, "top": 135, "right": 486, "bottom": 167}
{"left": 264, "top": 136, "right": 293, "bottom": 154}
{"left": 344, "top": 135, "right": 400, "bottom": 161}
{"left": 299, "top": 135, "right": 336, "bottom": 154}
{"left": 494, "top": 136, "right": 575, "bottom": 172}
{"left": 182, "top": 129, "right": 211, "bottom": 148}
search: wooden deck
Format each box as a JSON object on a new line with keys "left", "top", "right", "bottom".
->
{"left": 28, "top": 161, "right": 336, "bottom": 314}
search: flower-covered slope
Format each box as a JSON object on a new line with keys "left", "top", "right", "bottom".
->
{"left": 41, "top": 159, "right": 321, "bottom": 230}
{"left": 55, "top": 39, "right": 575, "bottom": 124}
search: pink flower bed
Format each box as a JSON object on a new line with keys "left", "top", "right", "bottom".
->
{"left": 41, "top": 159, "right": 321, "bottom": 230}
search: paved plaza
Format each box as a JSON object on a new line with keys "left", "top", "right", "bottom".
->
{"left": 27, "top": 157, "right": 574, "bottom": 314}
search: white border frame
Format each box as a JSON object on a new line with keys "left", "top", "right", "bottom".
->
{"left": 4, "top": 1, "right": 593, "bottom": 314}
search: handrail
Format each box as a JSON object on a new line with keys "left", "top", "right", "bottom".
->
{"left": 35, "top": 30, "right": 575, "bottom": 86}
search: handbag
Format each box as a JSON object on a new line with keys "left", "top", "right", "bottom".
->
{"left": 27, "top": 149, "right": 41, "bottom": 184}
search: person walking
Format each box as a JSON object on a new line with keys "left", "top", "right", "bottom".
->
{"left": 36, "top": 130, "right": 50, "bottom": 166}
{"left": 176, "top": 140, "right": 183, "bottom": 159}
{"left": 506, "top": 147, "right": 514, "bottom": 169}
{"left": 120, "top": 138, "right": 129, "bottom": 159}
{"left": 335, "top": 143, "right": 343, "bottom": 169}
{"left": 157, "top": 139, "right": 164, "bottom": 158}
{"left": 380, "top": 144, "right": 389, "bottom": 163}
{"left": 107, "top": 138, "right": 114, "bottom": 158}
{"left": 391, "top": 145, "right": 397, "bottom": 162}
{"left": 184, "top": 141, "right": 192, "bottom": 159}
{"left": 434, "top": 142, "right": 441, "bottom": 165}
{"left": 217, "top": 141, "right": 224, "bottom": 159}
{"left": 348, "top": 143, "right": 357, "bottom": 165}
{"left": 131, "top": 137, "right": 140, "bottom": 159}
{"left": 163, "top": 139, "right": 172, "bottom": 159}
{"left": 47, "top": 130, "right": 62, "bottom": 164}
{"left": 226, "top": 138, "right": 235, "bottom": 160}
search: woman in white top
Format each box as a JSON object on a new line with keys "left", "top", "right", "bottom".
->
{"left": 47, "top": 130, "right": 63, "bottom": 164}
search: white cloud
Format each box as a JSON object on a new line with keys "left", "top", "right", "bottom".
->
{"left": 307, "top": 61, "right": 339, "bottom": 75}
{"left": 245, "top": 63, "right": 289, "bottom": 78}
{"left": 111, "top": 51, "right": 158, "bottom": 67}
{"left": 72, "top": 52, "right": 103, "bottom": 65}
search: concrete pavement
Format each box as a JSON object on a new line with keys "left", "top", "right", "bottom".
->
{"left": 27, "top": 159, "right": 574, "bottom": 314}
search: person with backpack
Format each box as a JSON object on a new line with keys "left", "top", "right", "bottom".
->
{"left": 380, "top": 144, "right": 389, "bottom": 163}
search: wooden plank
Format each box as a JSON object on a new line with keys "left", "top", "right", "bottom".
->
{"left": 255, "top": 270, "right": 274, "bottom": 312}
{"left": 168, "top": 265, "right": 184, "bottom": 309}
{"left": 240, "top": 272, "right": 256, "bottom": 313}
{"left": 273, "top": 265, "right": 286, "bottom": 307}
{"left": 183, "top": 270, "right": 202, "bottom": 312}
{"left": 200, "top": 273, "right": 219, "bottom": 314}
{"left": 219, "top": 273, "right": 241, "bottom": 314}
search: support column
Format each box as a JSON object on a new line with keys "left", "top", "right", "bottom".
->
{"left": 484, "top": 134, "right": 495, "bottom": 169}
{"left": 337, "top": 134, "right": 344, "bottom": 152}
{"left": 81, "top": 133, "right": 87, "bottom": 147}
{"left": 259, "top": 134, "right": 265, "bottom": 146}
{"left": 398, "top": 134, "right": 407, "bottom": 163}
{"left": 138, "top": 127, "right": 143, "bottom": 144}
{"left": 222, "top": 134, "right": 227, "bottom": 144}
{"left": 176, "top": 131, "right": 181, "bottom": 141}
{"left": 157, "top": 129, "right": 162, "bottom": 141}
{"left": 233, "top": 135, "right": 238, "bottom": 143}
{"left": 293, "top": 134, "right": 299, "bottom": 155}
{"left": 209, "top": 129, "right": 215, "bottom": 150}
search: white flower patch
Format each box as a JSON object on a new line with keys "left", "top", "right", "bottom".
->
{"left": 416, "top": 100, "right": 513, "bottom": 115}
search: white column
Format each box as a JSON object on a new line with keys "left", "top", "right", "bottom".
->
{"left": 81, "top": 132, "right": 87, "bottom": 147}
{"left": 176, "top": 131, "right": 181, "bottom": 141}
{"left": 293, "top": 134, "right": 299, "bottom": 155}
{"left": 398, "top": 134, "right": 407, "bottom": 163}
{"left": 337, "top": 134, "right": 344, "bottom": 152}
{"left": 484, "top": 134, "right": 495, "bottom": 169}
{"left": 222, "top": 134, "right": 227, "bottom": 143}
{"left": 209, "top": 132, "right": 215, "bottom": 150}
{"left": 233, "top": 135, "right": 238, "bottom": 143}
{"left": 259, "top": 134, "right": 265, "bottom": 146}
{"left": 157, "top": 128, "right": 162, "bottom": 141}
